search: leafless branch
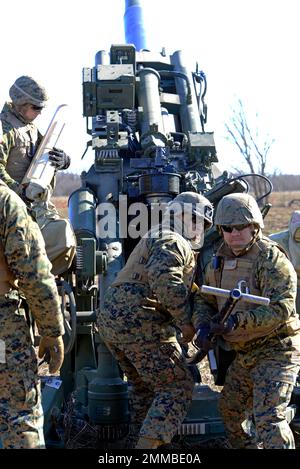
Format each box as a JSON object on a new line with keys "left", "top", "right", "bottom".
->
{"left": 225, "top": 99, "right": 274, "bottom": 202}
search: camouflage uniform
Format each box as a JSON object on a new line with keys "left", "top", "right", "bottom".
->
{"left": 193, "top": 193, "right": 300, "bottom": 449}
{"left": 0, "top": 101, "right": 42, "bottom": 192}
{"left": 0, "top": 77, "right": 75, "bottom": 275}
{"left": 98, "top": 192, "right": 213, "bottom": 448}
{"left": 97, "top": 227, "right": 196, "bottom": 445}
{"left": 0, "top": 181, "right": 64, "bottom": 449}
{"left": 0, "top": 76, "right": 48, "bottom": 193}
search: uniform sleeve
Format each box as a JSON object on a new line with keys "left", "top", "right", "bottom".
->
{"left": 0, "top": 189, "right": 64, "bottom": 337}
{"left": 146, "top": 236, "right": 193, "bottom": 328}
{"left": 192, "top": 262, "right": 219, "bottom": 329}
{"left": 234, "top": 246, "right": 297, "bottom": 333}
{"left": 0, "top": 130, "right": 20, "bottom": 192}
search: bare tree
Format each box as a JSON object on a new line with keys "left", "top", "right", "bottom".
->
{"left": 225, "top": 99, "right": 275, "bottom": 202}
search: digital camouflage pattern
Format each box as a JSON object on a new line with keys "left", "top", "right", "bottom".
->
{"left": 9, "top": 75, "right": 48, "bottom": 107}
{"left": 193, "top": 239, "right": 300, "bottom": 346}
{"left": 214, "top": 192, "right": 264, "bottom": 228}
{"left": 0, "top": 102, "right": 42, "bottom": 192}
{"left": 97, "top": 229, "right": 196, "bottom": 445}
{"left": 219, "top": 357, "right": 299, "bottom": 448}
{"left": 0, "top": 103, "right": 76, "bottom": 276}
{"left": 104, "top": 337, "right": 194, "bottom": 445}
{"left": 193, "top": 235, "right": 300, "bottom": 448}
{"left": 0, "top": 182, "right": 64, "bottom": 449}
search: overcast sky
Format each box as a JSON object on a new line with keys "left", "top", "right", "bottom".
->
{"left": 1, "top": 0, "right": 299, "bottom": 174}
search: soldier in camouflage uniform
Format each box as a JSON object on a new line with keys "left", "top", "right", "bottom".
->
{"left": 97, "top": 192, "right": 213, "bottom": 449}
{"left": 0, "top": 76, "right": 75, "bottom": 275}
{"left": 0, "top": 76, "right": 70, "bottom": 193}
{"left": 0, "top": 179, "right": 65, "bottom": 449}
{"left": 193, "top": 193, "right": 300, "bottom": 449}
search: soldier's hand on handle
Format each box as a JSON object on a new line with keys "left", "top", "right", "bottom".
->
{"left": 209, "top": 313, "right": 238, "bottom": 336}
{"left": 180, "top": 323, "right": 196, "bottom": 343}
{"left": 194, "top": 326, "right": 213, "bottom": 352}
{"left": 49, "top": 147, "right": 71, "bottom": 170}
{"left": 38, "top": 336, "right": 64, "bottom": 374}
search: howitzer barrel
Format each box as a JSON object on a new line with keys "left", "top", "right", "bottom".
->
{"left": 200, "top": 285, "right": 270, "bottom": 306}
{"left": 124, "top": 0, "right": 147, "bottom": 50}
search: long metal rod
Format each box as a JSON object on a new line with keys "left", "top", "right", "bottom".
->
{"left": 124, "top": 0, "right": 148, "bottom": 50}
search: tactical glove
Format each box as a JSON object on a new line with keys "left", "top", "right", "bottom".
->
{"left": 194, "top": 325, "right": 213, "bottom": 352}
{"left": 38, "top": 336, "right": 64, "bottom": 374}
{"left": 49, "top": 147, "right": 71, "bottom": 170}
{"left": 209, "top": 314, "right": 238, "bottom": 336}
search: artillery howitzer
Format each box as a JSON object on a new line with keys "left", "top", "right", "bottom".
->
{"left": 40, "top": 0, "right": 289, "bottom": 449}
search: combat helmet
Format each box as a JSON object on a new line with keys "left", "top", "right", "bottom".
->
{"left": 167, "top": 191, "right": 213, "bottom": 229}
{"left": 215, "top": 193, "right": 264, "bottom": 228}
{"left": 9, "top": 76, "right": 48, "bottom": 107}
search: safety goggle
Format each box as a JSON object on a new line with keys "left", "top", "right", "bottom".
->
{"left": 30, "top": 104, "right": 43, "bottom": 111}
{"left": 221, "top": 224, "right": 250, "bottom": 233}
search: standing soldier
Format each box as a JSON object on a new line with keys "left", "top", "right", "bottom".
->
{"left": 0, "top": 75, "right": 70, "bottom": 193}
{"left": 193, "top": 193, "right": 300, "bottom": 449}
{"left": 0, "top": 179, "right": 65, "bottom": 449}
{"left": 97, "top": 192, "right": 213, "bottom": 449}
{"left": 0, "top": 75, "right": 76, "bottom": 276}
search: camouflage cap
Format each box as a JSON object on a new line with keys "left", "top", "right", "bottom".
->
{"left": 215, "top": 193, "right": 264, "bottom": 228}
{"left": 9, "top": 75, "right": 48, "bottom": 107}
{"left": 167, "top": 191, "right": 213, "bottom": 226}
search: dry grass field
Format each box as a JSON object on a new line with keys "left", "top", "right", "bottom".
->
{"left": 52, "top": 196, "right": 69, "bottom": 219}
{"left": 263, "top": 191, "right": 300, "bottom": 235}
{"left": 52, "top": 191, "right": 300, "bottom": 236}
